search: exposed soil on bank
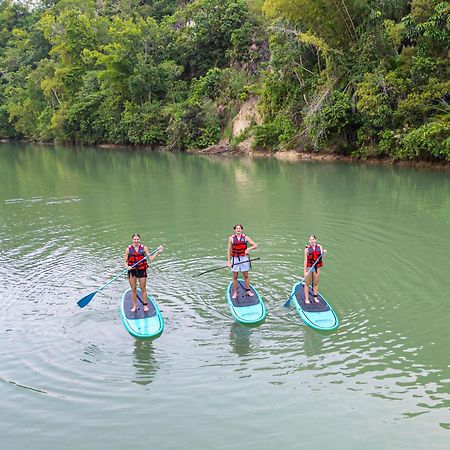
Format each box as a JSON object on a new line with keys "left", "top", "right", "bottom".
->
{"left": 192, "top": 144, "right": 450, "bottom": 171}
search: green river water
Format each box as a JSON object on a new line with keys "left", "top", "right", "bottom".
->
{"left": 0, "top": 143, "right": 449, "bottom": 449}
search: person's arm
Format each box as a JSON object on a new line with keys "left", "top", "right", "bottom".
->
{"left": 245, "top": 236, "right": 257, "bottom": 255}
{"left": 124, "top": 248, "right": 130, "bottom": 270}
{"left": 226, "top": 237, "right": 232, "bottom": 266}
{"left": 147, "top": 245, "right": 164, "bottom": 263}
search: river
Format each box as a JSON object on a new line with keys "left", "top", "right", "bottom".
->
{"left": 0, "top": 143, "right": 449, "bottom": 449}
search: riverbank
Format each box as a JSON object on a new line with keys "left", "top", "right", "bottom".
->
{"left": 192, "top": 142, "right": 450, "bottom": 171}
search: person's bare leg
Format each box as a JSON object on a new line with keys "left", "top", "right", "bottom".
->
{"left": 129, "top": 275, "right": 137, "bottom": 312}
{"left": 313, "top": 270, "right": 320, "bottom": 302}
{"left": 304, "top": 272, "right": 312, "bottom": 303}
{"left": 232, "top": 272, "right": 239, "bottom": 299}
{"left": 139, "top": 276, "right": 149, "bottom": 312}
{"left": 243, "top": 271, "right": 254, "bottom": 296}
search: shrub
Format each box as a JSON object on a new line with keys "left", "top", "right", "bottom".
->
{"left": 397, "top": 121, "right": 450, "bottom": 160}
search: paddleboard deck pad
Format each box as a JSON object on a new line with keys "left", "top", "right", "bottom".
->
{"left": 226, "top": 281, "right": 266, "bottom": 325}
{"left": 292, "top": 281, "right": 339, "bottom": 330}
{"left": 120, "top": 288, "right": 164, "bottom": 339}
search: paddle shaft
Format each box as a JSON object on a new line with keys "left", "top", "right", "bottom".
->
{"left": 98, "top": 247, "right": 160, "bottom": 294}
{"left": 284, "top": 254, "right": 323, "bottom": 307}
{"left": 77, "top": 246, "right": 160, "bottom": 307}
{"left": 194, "top": 257, "right": 260, "bottom": 277}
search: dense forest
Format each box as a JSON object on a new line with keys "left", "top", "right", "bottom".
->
{"left": 0, "top": 0, "right": 449, "bottom": 160}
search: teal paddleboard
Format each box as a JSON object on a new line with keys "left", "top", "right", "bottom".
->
{"left": 120, "top": 288, "right": 164, "bottom": 339}
{"left": 291, "top": 281, "right": 339, "bottom": 331}
{"left": 226, "top": 281, "right": 266, "bottom": 325}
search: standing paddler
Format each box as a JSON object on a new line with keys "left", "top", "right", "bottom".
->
{"left": 227, "top": 224, "right": 257, "bottom": 299}
{"left": 124, "top": 233, "right": 163, "bottom": 313}
{"left": 304, "top": 234, "right": 327, "bottom": 304}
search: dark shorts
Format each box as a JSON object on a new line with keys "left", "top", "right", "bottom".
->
{"left": 128, "top": 269, "right": 147, "bottom": 278}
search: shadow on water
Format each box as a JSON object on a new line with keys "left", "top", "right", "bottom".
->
{"left": 132, "top": 339, "right": 159, "bottom": 386}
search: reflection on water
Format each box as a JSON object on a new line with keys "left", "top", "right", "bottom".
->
{"left": 132, "top": 340, "right": 159, "bottom": 386}
{"left": 229, "top": 323, "right": 253, "bottom": 357}
{"left": 301, "top": 328, "right": 327, "bottom": 358}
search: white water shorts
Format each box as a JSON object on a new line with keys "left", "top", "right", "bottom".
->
{"left": 231, "top": 257, "right": 251, "bottom": 272}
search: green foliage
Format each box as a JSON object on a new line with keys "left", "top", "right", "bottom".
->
{"left": 253, "top": 116, "right": 295, "bottom": 150}
{"left": 97, "top": 94, "right": 128, "bottom": 144}
{"left": 395, "top": 78, "right": 450, "bottom": 127}
{"left": 403, "top": 1, "right": 450, "bottom": 52}
{"left": 166, "top": 0, "right": 255, "bottom": 78}
{"left": 0, "top": 0, "right": 448, "bottom": 163}
{"left": 256, "top": 24, "right": 314, "bottom": 151}
{"left": 253, "top": 122, "right": 281, "bottom": 149}
{"left": 229, "top": 21, "right": 254, "bottom": 63}
{"left": 64, "top": 73, "right": 106, "bottom": 144}
{"left": 122, "top": 101, "right": 168, "bottom": 145}
{"left": 230, "top": 127, "right": 250, "bottom": 148}
{"left": 0, "top": 0, "right": 35, "bottom": 51}
{"left": 356, "top": 72, "right": 394, "bottom": 138}
{"left": 396, "top": 120, "right": 450, "bottom": 161}
{"left": 307, "top": 91, "right": 356, "bottom": 148}
{"left": 262, "top": 0, "right": 361, "bottom": 49}
{"left": 190, "top": 68, "right": 226, "bottom": 103}
{"left": 0, "top": 104, "right": 19, "bottom": 138}
{"left": 166, "top": 100, "right": 222, "bottom": 150}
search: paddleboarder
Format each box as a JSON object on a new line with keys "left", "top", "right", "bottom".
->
{"left": 304, "top": 235, "right": 327, "bottom": 304}
{"left": 227, "top": 224, "right": 257, "bottom": 299}
{"left": 124, "top": 233, "right": 163, "bottom": 313}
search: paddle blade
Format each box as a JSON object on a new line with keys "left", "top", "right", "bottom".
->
{"left": 283, "top": 297, "right": 292, "bottom": 308}
{"left": 77, "top": 291, "right": 96, "bottom": 308}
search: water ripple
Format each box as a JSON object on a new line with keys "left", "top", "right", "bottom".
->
{"left": 1, "top": 147, "right": 449, "bottom": 449}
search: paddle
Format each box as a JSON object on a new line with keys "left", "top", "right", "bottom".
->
{"left": 193, "top": 257, "right": 261, "bottom": 277}
{"left": 283, "top": 254, "right": 323, "bottom": 308}
{"left": 77, "top": 246, "right": 161, "bottom": 308}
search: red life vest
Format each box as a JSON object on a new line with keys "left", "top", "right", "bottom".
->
{"left": 306, "top": 244, "right": 323, "bottom": 268}
{"left": 231, "top": 234, "right": 247, "bottom": 257}
{"left": 127, "top": 244, "right": 148, "bottom": 270}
